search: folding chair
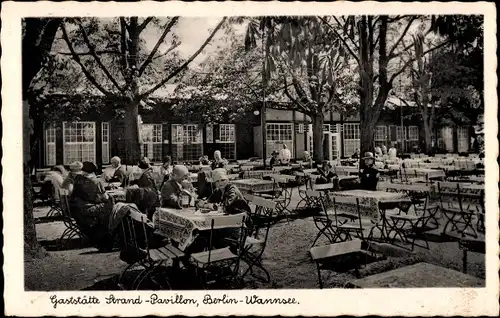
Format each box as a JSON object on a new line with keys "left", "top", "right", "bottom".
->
{"left": 46, "top": 184, "right": 63, "bottom": 218}
{"left": 253, "top": 177, "right": 290, "bottom": 223}
{"left": 240, "top": 195, "right": 275, "bottom": 282}
{"left": 308, "top": 190, "right": 338, "bottom": 247}
{"left": 310, "top": 239, "right": 364, "bottom": 289}
{"left": 117, "top": 210, "right": 184, "bottom": 290}
{"left": 385, "top": 205, "right": 429, "bottom": 251}
{"left": 330, "top": 195, "right": 367, "bottom": 243}
{"left": 189, "top": 214, "right": 247, "bottom": 289}
{"left": 58, "top": 189, "right": 86, "bottom": 243}
{"left": 438, "top": 182, "right": 477, "bottom": 238}
{"left": 295, "top": 175, "right": 319, "bottom": 211}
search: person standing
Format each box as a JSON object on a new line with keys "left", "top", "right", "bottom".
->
{"left": 279, "top": 144, "right": 291, "bottom": 164}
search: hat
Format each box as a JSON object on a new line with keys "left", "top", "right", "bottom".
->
{"left": 172, "top": 165, "right": 189, "bottom": 179}
{"left": 362, "top": 152, "right": 375, "bottom": 160}
{"left": 212, "top": 168, "right": 228, "bottom": 182}
{"left": 69, "top": 161, "right": 83, "bottom": 172}
{"left": 81, "top": 161, "right": 98, "bottom": 174}
{"left": 138, "top": 157, "right": 151, "bottom": 169}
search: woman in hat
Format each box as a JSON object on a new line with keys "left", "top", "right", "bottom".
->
{"left": 359, "top": 152, "right": 379, "bottom": 191}
{"left": 316, "top": 161, "right": 338, "bottom": 187}
{"left": 70, "top": 161, "right": 116, "bottom": 251}
{"left": 196, "top": 168, "right": 250, "bottom": 215}
{"left": 62, "top": 161, "right": 83, "bottom": 195}
{"left": 160, "top": 164, "right": 194, "bottom": 209}
{"left": 130, "top": 157, "right": 157, "bottom": 192}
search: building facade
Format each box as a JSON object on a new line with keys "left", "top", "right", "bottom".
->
{"left": 34, "top": 99, "right": 473, "bottom": 169}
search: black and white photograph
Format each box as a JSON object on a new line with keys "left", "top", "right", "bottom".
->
{"left": 3, "top": 1, "right": 498, "bottom": 316}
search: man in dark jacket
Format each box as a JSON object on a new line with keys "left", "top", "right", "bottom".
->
{"left": 359, "top": 152, "right": 379, "bottom": 191}
{"left": 106, "top": 156, "right": 127, "bottom": 185}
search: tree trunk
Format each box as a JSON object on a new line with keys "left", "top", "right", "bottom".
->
{"left": 311, "top": 113, "right": 324, "bottom": 162}
{"left": 122, "top": 101, "right": 141, "bottom": 165}
{"left": 422, "top": 118, "right": 433, "bottom": 153}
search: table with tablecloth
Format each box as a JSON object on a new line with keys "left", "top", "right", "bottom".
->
{"left": 242, "top": 170, "right": 273, "bottom": 179}
{"left": 153, "top": 207, "right": 245, "bottom": 250}
{"left": 333, "top": 166, "right": 360, "bottom": 175}
{"left": 328, "top": 190, "right": 412, "bottom": 222}
{"left": 231, "top": 178, "right": 275, "bottom": 193}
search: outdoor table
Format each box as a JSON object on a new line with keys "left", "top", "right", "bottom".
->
{"left": 154, "top": 207, "right": 245, "bottom": 251}
{"left": 403, "top": 168, "right": 446, "bottom": 180}
{"left": 378, "top": 182, "right": 434, "bottom": 194}
{"left": 106, "top": 188, "right": 126, "bottom": 202}
{"left": 242, "top": 170, "right": 272, "bottom": 179}
{"left": 333, "top": 166, "right": 359, "bottom": 176}
{"left": 232, "top": 178, "right": 274, "bottom": 193}
{"left": 348, "top": 262, "right": 484, "bottom": 288}
{"left": 329, "top": 190, "right": 412, "bottom": 223}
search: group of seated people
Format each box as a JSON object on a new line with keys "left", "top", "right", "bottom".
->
{"left": 38, "top": 149, "right": 246, "bottom": 251}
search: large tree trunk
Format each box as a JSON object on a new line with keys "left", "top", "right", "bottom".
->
{"left": 311, "top": 113, "right": 324, "bottom": 162}
{"left": 122, "top": 101, "right": 141, "bottom": 165}
{"left": 22, "top": 18, "right": 61, "bottom": 259}
{"left": 422, "top": 118, "right": 433, "bottom": 153}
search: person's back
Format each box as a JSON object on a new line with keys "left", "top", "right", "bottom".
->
{"left": 388, "top": 147, "right": 397, "bottom": 159}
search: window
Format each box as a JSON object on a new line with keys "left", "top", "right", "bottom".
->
{"left": 171, "top": 124, "right": 203, "bottom": 161}
{"left": 440, "top": 127, "right": 453, "bottom": 152}
{"left": 408, "top": 126, "right": 419, "bottom": 140}
{"left": 45, "top": 124, "right": 56, "bottom": 166}
{"left": 206, "top": 124, "right": 214, "bottom": 143}
{"left": 63, "top": 122, "right": 96, "bottom": 164}
{"left": 102, "top": 122, "right": 110, "bottom": 164}
{"left": 218, "top": 124, "right": 236, "bottom": 159}
{"left": 343, "top": 123, "right": 360, "bottom": 156}
{"left": 457, "top": 126, "right": 469, "bottom": 153}
{"left": 266, "top": 123, "right": 294, "bottom": 158}
{"left": 375, "top": 125, "right": 387, "bottom": 147}
{"left": 141, "top": 124, "right": 163, "bottom": 162}
{"left": 396, "top": 126, "right": 407, "bottom": 141}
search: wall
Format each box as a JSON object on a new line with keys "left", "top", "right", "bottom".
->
{"left": 235, "top": 123, "right": 254, "bottom": 159}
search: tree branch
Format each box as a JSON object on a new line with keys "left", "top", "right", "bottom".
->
{"left": 282, "top": 75, "right": 309, "bottom": 114}
{"left": 56, "top": 50, "right": 121, "bottom": 56}
{"left": 389, "top": 40, "right": 450, "bottom": 84}
{"left": 138, "top": 17, "right": 179, "bottom": 77}
{"left": 140, "top": 18, "right": 227, "bottom": 98}
{"left": 387, "top": 17, "right": 417, "bottom": 59}
{"left": 138, "top": 17, "right": 154, "bottom": 33}
{"left": 61, "top": 23, "right": 112, "bottom": 96}
{"left": 119, "top": 18, "right": 129, "bottom": 79}
{"left": 152, "top": 42, "right": 181, "bottom": 60}
{"left": 319, "top": 16, "right": 360, "bottom": 64}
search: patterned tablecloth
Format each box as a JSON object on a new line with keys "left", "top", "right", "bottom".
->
{"left": 378, "top": 182, "right": 433, "bottom": 194}
{"left": 333, "top": 166, "right": 360, "bottom": 175}
{"left": 154, "top": 207, "right": 245, "bottom": 250}
{"left": 242, "top": 170, "right": 273, "bottom": 179}
{"left": 106, "top": 189, "right": 127, "bottom": 202}
{"left": 329, "top": 190, "right": 412, "bottom": 222}
{"left": 231, "top": 178, "right": 274, "bottom": 193}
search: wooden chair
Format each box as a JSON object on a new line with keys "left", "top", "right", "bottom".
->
{"left": 117, "top": 209, "right": 184, "bottom": 290}
{"left": 310, "top": 239, "right": 364, "bottom": 289}
{"left": 437, "top": 182, "right": 477, "bottom": 238}
{"left": 330, "top": 195, "right": 366, "bottom": 243}
{"left": 189, "top": 214, "right": 247, "bottom": 289}
{"left": 58, "top": 189, "right": 86, "bottom": 243}
{"left": 308, "top": 190, "right": 337, "bottom": 247}
{"left": 240, "top": 195, "right": 275, "bottom": 283}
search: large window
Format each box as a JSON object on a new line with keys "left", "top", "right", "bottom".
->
{"left": 206, "top": 124, "right": 214, "bottom": 143}
{"left": 218, "top": 124, "right": 236, "bottom": 159}
{"left": 266, "top": 123, "right": 294, "bottom": 158}
{"left": 396, "top": 126, "right": 407, "bottom": 141}
{"left": 172, "top": 124, "right": 203, "bottom": 161}
{"left": 408, "top": 126, "right": 419, "bottom": 140}
{"left": 457, "top": 126, "right": 469, "bottom": 153}
{"left": 63, "top": 122, "right": 96, "bottom": 164}
{"left": 102, "top": 122, "right": 110, "bottom": 164}
{"left": 406, "top": 126, "right": 419, "bottom": 151}
{"left": 343, "top": 123, "right": 360, "bottom": 156}
{"left": 141, "top": 124, "right": 163, "bottom": 162}
{"left": 45, "top": 124, "right": 56, "bottom": 166}
{"left": 375, "top": 125, "right": 387, "bottom": 148}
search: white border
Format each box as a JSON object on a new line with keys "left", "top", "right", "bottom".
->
{"left": 2, "top": 1, "right": 498, "bottom": 316}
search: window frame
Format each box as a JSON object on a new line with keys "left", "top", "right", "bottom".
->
{"left": 62, "top": 121, "right": 96, "bottom": 165}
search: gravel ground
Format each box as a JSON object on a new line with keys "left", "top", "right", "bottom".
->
{"left": 26, "top": 191, "right": 485, "bottom": 290}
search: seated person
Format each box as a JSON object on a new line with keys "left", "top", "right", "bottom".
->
{"left": 302, "top": 151, "right": 314, "bottom": 169}
{"left": 40, "top": 165, "right": 68, "bottom": 201}
{"left": 196, "top": 168, "right": 251, "bottom": 215}
{"left": 351, "top": 148, "right": 360, "bottom": 159}
{"left": 70, "top": 161, "right": 116, "bottom": 251}
{"left": 105, "top": 156, "right": 127, "bottom": 186}
{"left": 269, "top": 150, "right": 280, "bottom": 169}
{"left": 316, "top": 161, "right": 338, "bottom": 186}
{"left": 374, "top": 146, "right": 383, "bottom": 159}
{"left": 130, "top": 157, "right": 157, "bottom": 192}
{"left": 160, "top": 165, "right": 194, "bottom": 209}
{"left": 160, "top": 156, "right": 173, "bottom": 189}
{"left": 199, "top": 155, "right": 210, "bottom": 165}
{"left": 210, "top": 150, "right": 227, "bottom": 170}
{"left": 359, "top": 152, "right": 379, "bottom": 191}
{"left": 62, "top": 161, "right": 83, "bottom": 195}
